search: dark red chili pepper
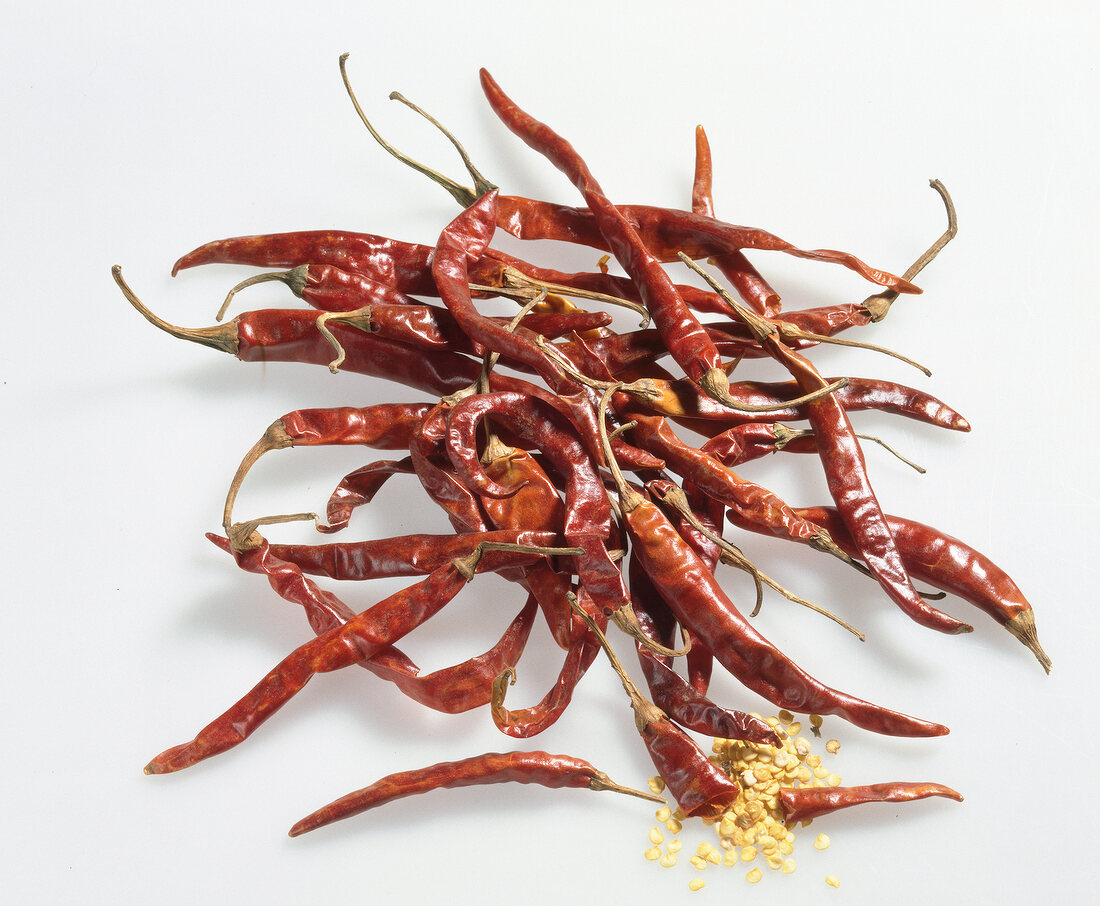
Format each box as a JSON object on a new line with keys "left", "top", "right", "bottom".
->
{"left": 609, "top": 479, "right": 947, "bottom": 737}
{"left": 445, "top": 390, "right": 628, "bottom": 615}
{"left": 702, "top": 423, "right": 817, "bottom": 467}
{"left": 145, "top": 538, "right": 574, "bottom": 774}
{"left": 716, "top": 301, "right": 972, "bottom": 635}
{"left": 490, "top": 594, "right": 601, "bottom": 737}
{"left": 778, "top": 781, "right": 963, "bottom": 824}
{"left": 790, "top": 506, "right": 1051, "bottom": 671}
{"left": 323, "top": 457, "right": 415, "bottom": 533}
{"left": 288, "top": 749, "right": 660, "bottom": 837}
{"left": 478, "top": 69, "right": 744, "bottom": 408}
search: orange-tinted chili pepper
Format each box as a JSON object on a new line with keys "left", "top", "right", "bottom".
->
{"left": 445, "top": 390, "right": 628, "bottom": 615}
{"left": 288, "top": 750, "right": 657, "bottom": 837}
{"left": 691, "top": 124, "right": 780, "bottom": 316}
{"left": 778, "top": 781, "right": 963, "bottom": 824}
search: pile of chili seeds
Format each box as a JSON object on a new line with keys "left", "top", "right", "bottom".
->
{"left": 122, "top": 57, "right": 1048, "bottom": 869}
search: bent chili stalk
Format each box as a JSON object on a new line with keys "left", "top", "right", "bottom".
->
{"left": 288, "top": 750, "right": 663, "bottom": 837}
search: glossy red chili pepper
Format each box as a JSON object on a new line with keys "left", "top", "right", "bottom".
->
{"left": 478, "top": 70, "right": 739, "bottom": 407}
{"left": 479, "top": 71, "right": 918, "bottom": 296}
{"left": 791, "top": 506, "right": 1051, "bottom": 671}
{"left": 323, "top": 456, "right": 415, "bottom": 533}
{"left": 618, "top": 492, "right": 947, "bottom": 737}
{"left": 288, "top": 750, "right": 657, "bottom": 837}
{"left": 734, "top": 317, "right": 971, "bottom": 635}
{"left": 145, "top": 539, "right": 569, "bottom": 774}
{"left": 491, "top": 598, "right": 601, "bottom": 737}
{"left": 778, "top": 781, "right": 963, "bottom": 824}
{"left": 445, "top": 391, "right": 628, "bottom": 615}
{"left": 702, "top": 423, "right": 817, "bottom": 467}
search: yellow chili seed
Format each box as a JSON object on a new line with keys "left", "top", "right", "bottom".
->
{"left": 827, "top": 773, "right": 842, "bottom": 787}
{"left": 724, "top": 850, "right": 739, "bottom": 867}
{"left": 805, "top": 754, "right": 821, "bottom": 768}
{"left": 778, "top": 709, "right": 794, "bottom": 723}
{"left": 688, "top": 878, "right": 706, "bottom": 892}
{"left": 766, "top": 854, "right": 783, "bottom": 870}
{"left": 766, "top": 717, "right": 780, "bottom": 728}
{"left": 814, "top": 766, "right": 829, "bottom": 780}
{"left": 746, "top": 868, "right": 763, "bottom": 884}
{"left": 660, "top": 853, "right": 677, "bottom": 868}
{"left": 782, "top": 858, "right": 796, "bottom": 874}
{"left": 809, "top": 714, "right": 823, "bottom": 728}
{"left": 741, "top": 846, "right": 759, "bottom": 862}
{"left": 697, "top": 842, "right": 714, "bottom": 858}
{"left": 668, "top": 839, "right": 683, "bottom": 854}
{"left": 825, "top": 739, "right": 840, "bottom": 754}
{"left": 719, "top": 835, "right": 736, "bottom": 851}
{"left": 826, "top": 874, "right": 840, "bottom": 888}
{"left": 690, "top": 855, "right": 707, "bottom": 870}
{"left": 707, "top": 850, "right": 722, "bottom": 865}
{"left": 644, "top": 846, "right": 661, "bottom": 861}
{"left": 779, "top": 840, "right": 794, "bottom": 855}
{"left": 814, "top": 833, "right": 831, "bottom": 851}
{"left": 718, "top": 816, "right": 737, "bottom": 836}
{"left": 648, "top": 776, "right": 665, "bottom": 794}
{"left": 656, "top": 806, "right": 672, "bottom": 823}
{"left": 667, "top": 818, "right": 683, "bottom": 834}
{"left": 797, "top": 766, "right": 813, "bottom": 783}
{"left": 786, "top": 721, "right": 802, "bottom": 736}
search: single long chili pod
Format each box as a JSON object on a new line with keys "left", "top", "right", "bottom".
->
{"left": 478, "top": 69, "right": 744, "bottom": 409}
{"left": 364, "top": 597, "right": 539, "bottom": 713}
{"left": 172, "top": 230, "right": 438, "bottom": 296}
{"left": 323, "top": 456, "right": 415, "bottom": 534}
{"left": 145, "top": 539, "right": 580, "bottom": 774}
{"left": 490, "top": 599, "right": 601, "bottom": 737}
{"left": 593, "top": 390, "right": 947, "bottom": 738}
{"left": 288, "top": 750, "right": 662, "bottom": 837}
{"left": 682, "top": 263, "right": 971, "bottom": 634}
{"left": 792, "top": 506, "right": 1051, "bottom": 671}
{"left": 255, "top": 530, "right": 560, "bottom": 582}
{"left": 691, "top": 124, "right": 780, "bottom": 316}
{"left": 778, "top": 782, "right": 963, "bottom": 825}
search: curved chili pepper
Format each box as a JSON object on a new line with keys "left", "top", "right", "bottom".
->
{"left": 490, "top": 597, "right": 601, "bottom": 737}
{"left": 702, "top": 423, "right": 818, "bottom": 467}
{"left": 778, "top": 781, "right": 963, "bottom": 824}
{"left": 691, "top": 124, "right": 779, "bottom": 316}
{"left": 791, "top": 506, "right": 1051, "bottom": 671}
{"left": 620, "top": 493, "right": 947, "bottom": 737}
{"left": 444, "top": 391, "right": 628, "bottom": 615}
{"left": 480, "top": 70, "right": 747, "bottom": 408}
{"left": 324, "top": 456, "right": 415, "bottom": 533}
{"left": 145, "top": 539, "right": 572, "bottom": 774}
{"left": 288, "top": 750, "right": 660, "bottom": 837}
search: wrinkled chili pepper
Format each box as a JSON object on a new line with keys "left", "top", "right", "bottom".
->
{"left": 145, "top": 538, "right": 576, "bottom": 774}
{"left": 323, "top": 456, "right": 415, "bottom": 533}
{"left": 778, "top": 781, "right": 963, "bottom": 824}
{"left": 790, "top": 506, "right": 1051, "bottom": 671}
{"left": 288, "top": 750, "right": 662, "bottom": 837}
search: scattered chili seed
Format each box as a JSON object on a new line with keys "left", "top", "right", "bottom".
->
{"left": 826, "top": 875, "right": 841, "bottom": 888}
{"left": 826, "top": 739, "right": 841, "bottom": 754}
{"left": 688, "top": 878, "right": 706, "bottom": 892}
{"left": 746, "top": 868, "right": 763, "bottom": 884}
{"left": 815, "top": 833, "right": 831, "bottom": 851}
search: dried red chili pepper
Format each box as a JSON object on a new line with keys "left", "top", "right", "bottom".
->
{"left": 691, "top": 124, "right": 780, "bottom": 316}
{"left": 145, "top": 537, "right": 581, "bottom": 774}
{"left": 323, "top": 456, "right": 415, "bottom": 533}
{"left": 593, "top": 390, "right": 946, "bottom": 737}
{"left": 288, "top": 750, "right": 662, "bottom": 837}
{"left": 778, "top": 781, "right": 963, "bottom": 824}
{"left": 790, "top": 506, "right": 1051, "bottom": 671}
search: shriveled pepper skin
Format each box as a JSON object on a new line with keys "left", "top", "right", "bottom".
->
{"left": 289, "top": 750, "right": 627, "bottom": 836}
{"left": 778, "top": 781, "right": 963, "bottom": 824}
{"left": 623, "top": 498, "right": 948, "bottom": 738}
{"left": 641, "top": 715, "right": 741, "bottom": 820}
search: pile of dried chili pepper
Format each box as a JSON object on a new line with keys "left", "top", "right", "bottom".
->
{"left": 119, "top": 55, "right": 1049, "bottom": 874}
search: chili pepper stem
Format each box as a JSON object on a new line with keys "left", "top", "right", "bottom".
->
{"left": 113, "top": 266, "right": 238, "bottom": 355}
{"left": 315, "top": 306, "right": 375, "bottom": 374}
{"left": 612, "top": 603, "right": 692, "bottom": 658}
{"left": 217, "top": 266, "right": 310, "bottom": 321}
{"left": 226, "top": 513, "right": 318, "bottom": 552}
{"left": 1005, "top": 611, "right": 1053, "bottom": 674}
{"left": 862, "top": 179, "right": 957, "bottom": 322}
{"left": 587, "top": 771, "right": 667, "bottom": 803}
{"left": 223, "top": 421, "right": 295, "bottom": 535}
{"left": 701, "top": 364, "right": 849, "bottom": 414}
{"left": 451, "top": 541, "right": 585, "bottom": 581}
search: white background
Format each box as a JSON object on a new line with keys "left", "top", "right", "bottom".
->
{"left": 3, "top": 2, "right": 1097, "bottom": 903}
